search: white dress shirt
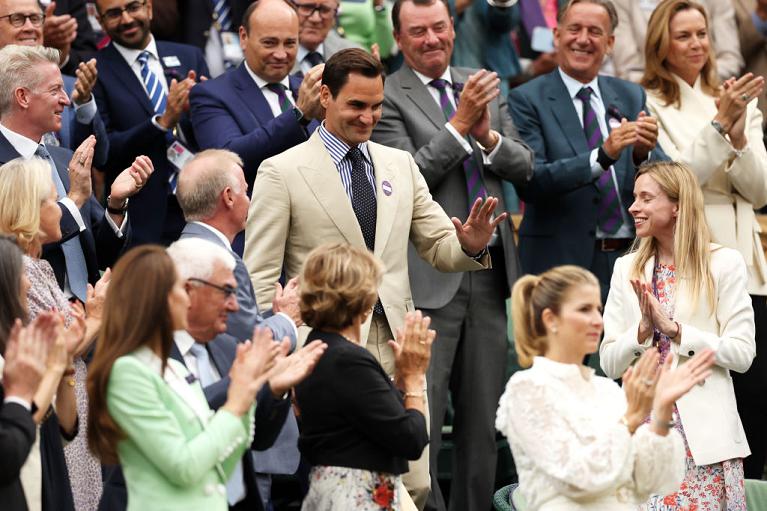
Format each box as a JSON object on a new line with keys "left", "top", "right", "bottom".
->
{"left": 244, "top": 62, "right": 295, "bottom": 118}
{"left": 297, "top": 43, "right": 325, "bottom": 76}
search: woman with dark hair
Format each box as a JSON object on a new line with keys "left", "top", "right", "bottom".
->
{"left": 295, "top": 243, "right": 431, "bottom": 511}
{"left": 0, "top": 235, "right": 28, "bottom": 348}
{"left": 87, "top": 245, "right": 280, "bottom": 511}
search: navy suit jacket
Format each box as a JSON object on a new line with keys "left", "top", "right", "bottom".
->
{"left": 62, "top": 74, "right": 109, "bottom": 168}
{"left": 508, "top": 70, "right": 666, "bottom": 275}
{"left": 98, "top": 336, "right": 290, "bottom": 511}
{"left": 94, "top": 40, "right": 209, "bottom": 247}
{"left": 190, "top": 64, "right": 320, "bottom": 189}
{"left": 0, "top": 133, "right": 125, "bottom": 286}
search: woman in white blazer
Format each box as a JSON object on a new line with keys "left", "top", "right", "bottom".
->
{"left": 640, "top": 0, "right": 767, "bottom": 479}
{"left": 601, "top": 161, "right": 755, "bottom": 510}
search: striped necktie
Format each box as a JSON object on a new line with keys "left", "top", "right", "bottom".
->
{"left": 576, "top": 87, "right": 623, "bottom": 234}
{"left": 264, "top": 83, "right": 292, "bottom": 114}
{"left": 429, "top": 78, "right": 487, "bottom": 209}
{"left": 210, "top": 0, "right": 232, "bottom": 31}
{"left": 137, "top": 51, "right": 167, "bottom": 115}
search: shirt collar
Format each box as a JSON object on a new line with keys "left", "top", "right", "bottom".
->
{"left": 113, "top": 35, "right": 159, "bottom": 68}
{"left": 558, "top": 67, "right": 602, "bottom": 104}
{"left": 317, "top": 121, "right": 372, "bottom": 166}
{"left": 298, "top": 43, "right": 324, "bottom": 63}
{"left": 190, "top": 221, "right": 231, "bottom": 250}
{"left": 173, "top": 330, "right": 198, "bottom": 358}
{"left": 412, "top": 66, "right": 453, "bottom": 88}
{"left": 244, "top": 61, "right": 290, "bottom": 91}
{"left": 0, "top": 122, "right": 43, "bottom": 159}
{"left": 533, "top": 356, "right": 595, "bottom": 382}
{"left": 672, "top": 72, "right": 704, "bottom": 94}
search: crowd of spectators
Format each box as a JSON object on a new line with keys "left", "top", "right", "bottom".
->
{"left": 1, "top": 0, "right": 767, "bottom": 510}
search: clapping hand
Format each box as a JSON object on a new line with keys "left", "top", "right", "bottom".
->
{"left": 71, "top": 59, "right": 98, "bottom": 105}
{"left": 272, "top": 277, "right": 302, "bottom": 326}
{"left": 654, "top": 349, "right": 714, "bottom": 409}
{"left": 224, "top": 328, "right": 282, "bottom": 416}
{"left": 390, "top": 311, "right": 436, "bottom": 389}
{"left": 268, "top": 339, "right": 327, "bottom": 396}
{"left": 453, "top": 196, "right": 508, "bottom": 256}
{"left": 622, "top": 348, "right": 659, "bottom": 433}
{"left": 630, "top": 279, "right": 678, "bottom": 341}
{"left": 2, "top": 317, "right": 55, "bottom": 403}
{"left": 110, "top": 155, "right": 154, "bottom": 201}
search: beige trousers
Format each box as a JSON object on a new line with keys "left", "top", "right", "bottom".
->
{"left": 366, "top": 313, "right": 431, "bottom": 511}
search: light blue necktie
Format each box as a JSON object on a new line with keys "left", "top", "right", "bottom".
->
{"left": 137, "top": 51, "right": 167, "bottom": 115}
{"left": 35, "top": 144, "right": 88, "bottom": 302}
{"left": 188, "top": 343, "right": 246, "bottom": 505}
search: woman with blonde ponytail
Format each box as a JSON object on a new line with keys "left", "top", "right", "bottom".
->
{"left": 601, "top": 161, "right": 755, "bottom": 510}
{"left": 497, "top": 264, "right": 714, "bottom": 510}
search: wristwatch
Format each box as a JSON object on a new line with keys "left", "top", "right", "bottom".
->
{"left": 106, "top": 195, "right": 129, "bottom": 214}
{"left": 711, "top": 119, "right": 727, "bottom": 137}
{"left": 292, "top": 106, "right": 311, "bottom": 128}
{"left": 597, "top": 146, "right": 617, "bottom": 170}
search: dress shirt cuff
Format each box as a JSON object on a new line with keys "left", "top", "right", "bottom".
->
{"left": 752, "top": 11, "right": 767, "bottom": 37}
{"left": 151, "top": 114, "right": 169, "bottom": 132}
{"left": 104, "top": 210, "right": 127, "bottom": 238}
{"left": 60, "top": 197, "right": 86, "bottom": 232}
{"left": 480, "top": 131, "right": 502, "bottom": 165}
{"left": 4, "top": 396, "right": 32, "bottom": 411}
{"left": 74, "top": 97, "right": 98, "bottom": 124}
{"left": 276, "top": 311, "right": 299, "bottom": 343}
{"left": 444, "top": 122, "right": 473, "bottom": 155}
{"left": 589, "top": 148, "right": 603, "bottom": 179}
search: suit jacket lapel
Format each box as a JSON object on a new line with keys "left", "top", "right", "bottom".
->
{"left": 232, "top": 64, "right": 276, "bottom": 126}
{"left": 207, "top": 341, "right": 234, "bottom": 375}
{"left": 369, "top": 143, "right": 399, "bottom": 257}
{"left": 400, "top": 65, "right": 447, "bottom": 131}
{"left": 102, "top": 43, "right": 155, "bottom": 117}
{"left": 298, "top": 132, "right": 366, "bottom": 247}
{"left": 0, "top": 132, "right": 21, "bottom": 163}
{"left": 546, "top": 71, "right": 589, "bottom": 155}
{"left": 597, "top": 76, "right": 633, "bottom": 189}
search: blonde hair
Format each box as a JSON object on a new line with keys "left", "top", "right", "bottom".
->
{"left": 300, "top": 243, "right": 383, "bottom": 331}
{"left": 0, "top": 157, "right": 54, "bottom": 255}
{"left": 511, "top": 266, "right": 600, "bottom": 368}
{"left": 641, "top": 0, "right": 718, "bottom": 107}
{"left": 0, "top": 44, "right": 61, "bottom": 116}
{"left": 628, "top": 161, "right": 714, "bottom": 311}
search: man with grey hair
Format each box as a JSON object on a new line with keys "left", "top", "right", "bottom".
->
{"left": 176, "top": 148, "right": 300, "bottom": 346}
{"left": 0, "top": 43, "right": 150, "bottom": 302}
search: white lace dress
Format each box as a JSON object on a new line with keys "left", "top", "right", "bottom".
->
{"left": 496, "top": 357, "right": 686, "bottom": 511}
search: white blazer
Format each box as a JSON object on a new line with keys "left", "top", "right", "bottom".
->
{"left": 600, "top": 246, "right": 755, "bottom": 466}
{"left": 646, "top": 75, "right": 767, "bottom": 295}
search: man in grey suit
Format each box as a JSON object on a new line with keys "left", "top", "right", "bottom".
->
{"left": 175, "top": 149, "right": 303, "bottom": 509}
{"left": 371, "top": 1, "right": 533, "bottom": 510}
{"left": 290, "top": 0, "right": 362, "bottom": 76}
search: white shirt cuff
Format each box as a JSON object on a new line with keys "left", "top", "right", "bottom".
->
{"left": 480, "top": 131, "right": 503, "bottom": 165}
{"left": 151, "top": 114, "right": 169, "bottom": 132}
{"left": 59, "top": 197, "right": 86, "bottom": 232}
{"left": 4, "top": 396, "right": 32, "bottom": 411}
{"left": 589, "top": 148, "right": 603, "bottom": 179}
{"left": 444, "top": 122, "right": 473, "bottom": 155}
{"left": 104, "top": 210, "right": 127, "bottom": 238}
{"left": 276, "top": 312, "right": 299, "bottom": 343}
{"left": 74, "top": 97, "right": 98, "bottom": 124}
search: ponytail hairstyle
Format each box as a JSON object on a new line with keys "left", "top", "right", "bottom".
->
{"left": 511, "top": 265, "right": 600, "bottom": 367}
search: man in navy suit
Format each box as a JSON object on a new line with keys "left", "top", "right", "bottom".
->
{"left": 93, "top": 0, "right": 209, "bottom": 247}
{"left": 509, "top": 0, "right": 664, "bottom": 301}
{"left": 0, "top": 44, "right": 149, "bottom": 300}
{"left": 190, "top": 0, "right": 324, "bottom": 191}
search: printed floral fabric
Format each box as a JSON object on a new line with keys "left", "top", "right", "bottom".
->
{"left": 641, "top": 264, "right": 746, "bottom": 511}
{"left": 302, "top": 465, "right": 402, "bottom": 510}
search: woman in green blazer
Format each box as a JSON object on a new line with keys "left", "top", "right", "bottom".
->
{"left": 87, "top": 246, "right": 280, "bottom": 511}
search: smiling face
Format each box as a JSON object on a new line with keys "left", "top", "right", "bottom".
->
{"left": 321, "top": 72, "right": 384, "bottom": 145}
{"left": 394, "top": 0, "right": 454, "bottom": 79}
{"left": 185, "top": 261, "right": 238, "bottom": 342}
{"left": 296, "top": 0, "right": 338, "bottom": 52}
{"left": 665, "top": 8, "right": 709, "bottom": 84}
{"left": 167, "top": 272, "right": 191, "bottom": 331}
{"left": 629, "top": 173, "right": 678, "bottom": 240}
{"left": 240, "top": 0, "right": 299, "bottom": 83}
{"left": 554, "top": 1, "right": 614, "bottom": 83}
{"left": 97, "top": 0, "right": 153, "bottom": 50}
{"left": 0, "top": 0, "right": 44, "bottom": 47}
{"left": 544, "top": 283, "right": 603, "bottom": 360}
{"left": 23, "top": 62, "right": 70, "bottom": 136}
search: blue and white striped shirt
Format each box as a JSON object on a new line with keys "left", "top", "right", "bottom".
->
{"left": 318, "top": 122, "right": 377, "bottom": 200}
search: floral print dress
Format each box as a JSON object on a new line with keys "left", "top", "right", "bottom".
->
{"left": 302, "top": 465, "right": 403, "bottom": 510}
{"left": 641, "top": 263, "right": 746, "bottom": 511}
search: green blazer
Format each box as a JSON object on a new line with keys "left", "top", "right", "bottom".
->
{"left": 106, "top": 347, "right": 254, "bottom": 511}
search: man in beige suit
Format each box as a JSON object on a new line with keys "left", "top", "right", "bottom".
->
{"left": 612, "top": 0, "right": 743, "bottom": 83}
{"left": 244, "top": 48, "right": 505, "bottom": 509}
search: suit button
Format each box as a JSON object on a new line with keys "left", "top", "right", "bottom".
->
{"left": 633, "top": 351, "right": 641, "bottom": 357}
{"left": 204, "top": 483, "right": 214, "bottom": 495}
{"left": 688, "top": 350, "right": 695, "bottom": 356}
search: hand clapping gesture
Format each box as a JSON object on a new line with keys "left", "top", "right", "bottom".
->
{"left": 223, "top": 327, "right": 282, "bottom": 416}
{"left": 630, "top": 279, "right": 679, "bottom": 342}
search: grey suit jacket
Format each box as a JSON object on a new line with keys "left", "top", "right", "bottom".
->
{"left": 179, "top": 222, "right": 297, "bottom": 349}
{"left": 291, "top": 30, "right": 362, "bottom": 74}
{"left": 371, "top": 65, "right": 534, "bottom": 308}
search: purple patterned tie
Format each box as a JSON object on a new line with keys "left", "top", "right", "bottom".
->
{"left": 430, "top": 79, "right": 487, "bottom": 209}
{"left": 576, "top": 86, "right": 623, "bottom": 234}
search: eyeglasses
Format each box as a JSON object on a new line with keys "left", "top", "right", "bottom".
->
{"left": 99, "top": 0, "right": 146, "bottom": 23}
{"left": 292, "top": 2, "right": 337, "bottom": 19}
{"left": 188, "top": 278, "right": 237, "bottom": 299}
{"left": 0, "top": 12, "right": 45, "bottom": 27}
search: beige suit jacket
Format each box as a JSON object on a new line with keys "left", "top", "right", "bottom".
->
{"left": 733, "top": 0, "right": 767, "bottom": 123}
{"left": 612, "top": 0, "right": 743, "bottom": 83}
{"left": 646, "top": 75, "right": 767, "bottom": 295}
{"left": 601, "top": 246, "right": 754, "bottom": 466}
{"left": 243, "top": 131, "right": 488, "bottom": 343}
